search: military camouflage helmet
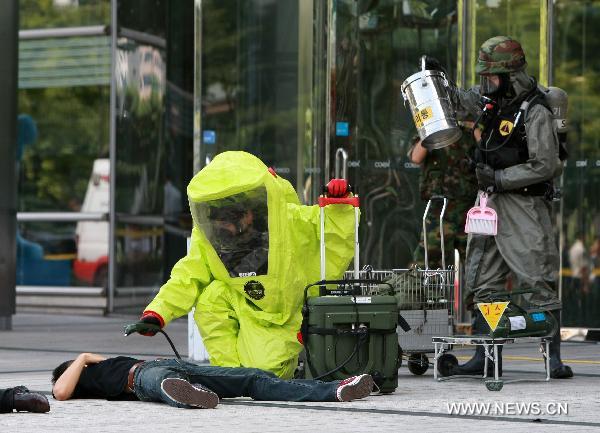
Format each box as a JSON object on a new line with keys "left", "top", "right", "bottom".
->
{"left": 475, "top": 36, "right": 527, "bottom": 75}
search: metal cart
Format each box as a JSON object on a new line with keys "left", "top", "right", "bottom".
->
{"left": 343, "top": 195, "right": 458, "bottom": 375}
{"left": 431, "top": 294, "right": 557, "bottom": 391}
{"left": 432, "top": 335, "right": 552, "bottom": 391}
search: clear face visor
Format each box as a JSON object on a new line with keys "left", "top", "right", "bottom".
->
{"left": 190, "top": 187, "right": 269, "bottom": 278}
{"left": 479, "top": 74, "right": 501, "bottom": 96}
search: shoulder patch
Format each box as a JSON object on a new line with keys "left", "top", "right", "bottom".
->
{"left": 499, "top": 120, "right": 514, "bottom": 136}
{"left": 244, "top": 280, "right": 265, "bottom": 300}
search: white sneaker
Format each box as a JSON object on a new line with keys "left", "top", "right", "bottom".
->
{"left": 336, "top": 374, "right": 374, "bottom": 402}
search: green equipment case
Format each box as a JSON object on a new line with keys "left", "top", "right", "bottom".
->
{"left": 303, "top": 291, "right": 401, "bottom": 393}
{"left": 489, "top": 305, "right": 558, "bottom": 339}
{"left": 300, "top": 181, "right": 401, "bottom": 393}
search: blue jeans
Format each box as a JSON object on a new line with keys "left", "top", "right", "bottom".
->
{"left": 133, "top": 359, "right": 339, "bottom": 408}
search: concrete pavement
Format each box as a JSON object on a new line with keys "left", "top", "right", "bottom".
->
{"left": 1, "top": 314, "right": 599, "bottom": 432}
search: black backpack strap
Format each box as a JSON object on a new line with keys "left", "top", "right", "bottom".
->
{"left": 522, "top": 87, "right": 552, "bottom": 122}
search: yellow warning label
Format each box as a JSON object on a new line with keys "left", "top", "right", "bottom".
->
{"left": 477, "top": 301, "right": 510, "bottom": 331}
{"left": 413, "top": 106, "right": 433, "bottom": 128}
{"left": 499, "top": 120, "right": 514, "bottom": 136}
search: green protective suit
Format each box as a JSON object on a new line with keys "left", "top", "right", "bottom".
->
{"left": 452, "top": 71, "right": 563, "bottom": 311}
{"left": 144, "top": 151, "right": 356, "bottom": 378}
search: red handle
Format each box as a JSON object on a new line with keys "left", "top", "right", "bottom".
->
{"left": 318, "top": 196, "right": 360, "bottom": 207}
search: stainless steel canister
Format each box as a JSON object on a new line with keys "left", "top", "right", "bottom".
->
{"left": 401, "top": 61, "right": 462, "bottom": 150}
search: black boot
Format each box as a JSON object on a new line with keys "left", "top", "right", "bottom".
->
{"left": 451, "top": 311, "right": 502, "bottom": 376}
{"left": 0, "top": 387, "right": 49, "bottom": 413}
{"left": 13, "top": 389, "right": 50, "bottom": 413}
{"left": 548, "top": 310, "right": 573, "bottom": 379}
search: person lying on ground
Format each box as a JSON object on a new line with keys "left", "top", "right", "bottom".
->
{"left": 0, "top": 386, "right": 50, "bottom": 413}
{"left": 51, "top": 353, "right": 373, "bottom": 409}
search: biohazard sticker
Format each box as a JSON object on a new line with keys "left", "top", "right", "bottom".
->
{"left": 413, "top": 106, "right": 433, "bottom": 128}
{"left": 244, "top": 280, "right": 265, "bottom": 300}
{"left": 498, "top": 120, "right": 514, "bottom": 136}
{"left": 477, "top": 301, "right": 510, "bottom": 332}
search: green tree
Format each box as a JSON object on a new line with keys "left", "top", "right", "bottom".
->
{"left": 20, "top": 0, "right": 110, "bottom": 30}
{"left": 18, "top": 0, "right": 111, "bottom": 212}
{"left": 18, "top": 86, "right": 110, "bottom": 211}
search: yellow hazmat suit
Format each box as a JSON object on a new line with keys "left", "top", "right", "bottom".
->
{"left": 144, "top": 151, "right": 356, "bottom": 378}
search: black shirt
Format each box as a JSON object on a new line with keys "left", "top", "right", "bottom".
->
{"left": 72, "top": 356, "right": 142, "bottom": 400}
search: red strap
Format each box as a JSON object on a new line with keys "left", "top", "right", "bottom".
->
{"left": 141, "top": 310, "right": 165, "bottom": 328}
{"left": 268, "top": 167, "right": 278, "bottom": 178}
{"left": 296, "top": 331, "right": 303, "bottom": 345}
{"left": 318, "top": 196, "right": 360, "bottom": 208}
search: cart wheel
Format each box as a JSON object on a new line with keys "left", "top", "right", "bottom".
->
{"left": 437, "top": 353, "right": 458, "bottom": 377}
{"left": 407, "top": 354, "right": 429, "bottom": 375}
{"left": 485, "top": 380, "right": 504, "bottom": 392}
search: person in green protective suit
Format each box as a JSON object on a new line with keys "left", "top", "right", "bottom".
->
{"left": 424, "top": 36, "right": 572, "bottom": 379}
{"left": 127, "top": 151, "right": 356, "bottom": 379}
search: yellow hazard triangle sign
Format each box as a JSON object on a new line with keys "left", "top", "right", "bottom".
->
{"left": 477, "top": 301, "right": 510, "bottom": 331}
{"left": 499, "top": 120, "right": 514, "bottom": 136}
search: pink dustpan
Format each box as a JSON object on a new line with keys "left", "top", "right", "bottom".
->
{"left": 465, "top": 192, "right": 497, "bottom": 236}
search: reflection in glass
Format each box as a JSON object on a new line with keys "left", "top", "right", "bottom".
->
{"left": 115, "top": 24, "right": 168, "bottom": 301}
{"left": 17, "top": 221, "right": 76, "bottom": 287}
{"left": 19, "top": 0, "right": 110, "bottom": 30}
{"left": 199, "top": 0, "right": 305, "bottom": 191}
{"left": 115, "top": 0, "right": 194, "bottom": 310}
{"left": 331, "top": 0, "right": 458, "bottom": 268}
{"left": 554, "top": 0, "right": 600, "bottom": 327}
{"left": 17, "top": 90, "right": 107, "bottom": 287}
{"left": 17, "top": 2, "right": 112, "bottom": 290}
{"left": 466, "top": 0, "right": 541, "bottom": 86}
{"left": 73, "top": 159, "right": 109, "bottom": 287}
{"left": 18, "top": 90, "right": 110, "bottom": 213}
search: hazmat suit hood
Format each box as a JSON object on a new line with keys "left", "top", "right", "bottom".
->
{"left": 510, "top": 70, "right": 535, "bottom": 97}
{"left": 189, "top": 153, "right": 272, "bottom": 279}
{"left": 187, "top": 151, "right": 303, "bottom": 321}
{"left": 503, "top": 70, "right": 536, "bottom": 107}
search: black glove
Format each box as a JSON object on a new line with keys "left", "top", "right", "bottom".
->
{"left": 421, "top": 55, "right": 447, "bottom": 75}
{"left": 475, "top": 163, "right": 502, "bottom": 192}
{"left": 124, "top": 315, "right": 161, "bottom": 337}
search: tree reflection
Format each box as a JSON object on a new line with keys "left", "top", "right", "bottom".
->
{"left": 554, "top": 0, "right": 600, "bottom": 327}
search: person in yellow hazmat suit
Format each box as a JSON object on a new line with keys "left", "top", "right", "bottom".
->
{"left": 126, "top": 151, "right": 356, "bottom": 379}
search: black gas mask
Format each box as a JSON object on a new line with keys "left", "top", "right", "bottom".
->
{"left": 479, "top": 73, "right": 513, "bottom": 99}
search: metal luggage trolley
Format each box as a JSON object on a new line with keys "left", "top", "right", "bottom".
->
{"left": 432, "top": 335, "right": 552, "bottom": 391}
{"left": 432, "top": 292, "right": 556, "bottom": 391}
{"left": 344, "top": 195, "right": 458, "bottom": 375}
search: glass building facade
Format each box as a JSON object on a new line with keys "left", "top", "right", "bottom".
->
{"left": 15, "top": 0, "right": 600, "bottom": 327}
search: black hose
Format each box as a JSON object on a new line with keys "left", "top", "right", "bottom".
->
{"left": 301, "top": 279, "right": 385, "bottom": 381}
{"left": 312, "top": 290, "right": 366, "bottom": 381}
{"left": 313, "top": 332, "right": 367, "bottom": 380}
{"left": 158, "top": 329, "right": 182, "bottom": 360}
